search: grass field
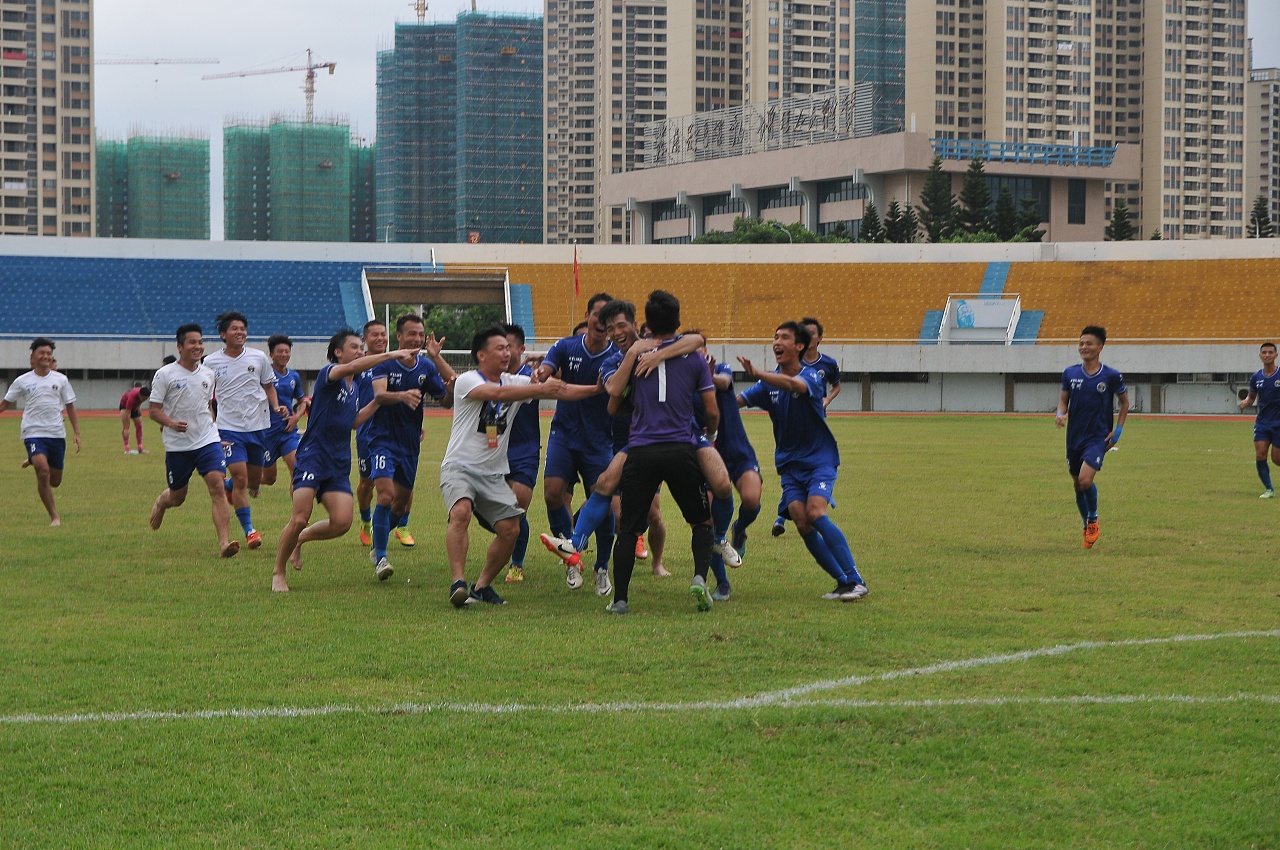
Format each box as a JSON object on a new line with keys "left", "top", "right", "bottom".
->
{"left": 1, "top": 412, "right": 1277, "bottom": 848}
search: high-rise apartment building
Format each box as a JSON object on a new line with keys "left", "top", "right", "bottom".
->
{"left": 1246, "top": 67, "right": 1279, "bottom": 230}
{"left": 0, "top": 0, "right": 93, "bottom": 237}
{"left": 376, "top": 12, "right": 542, "bottom": 244}
{"left": 93, "top": 134, "right": 210, "bottom": 239}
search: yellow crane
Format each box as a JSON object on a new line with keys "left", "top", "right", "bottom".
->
{"left": 202, "top": 49, "right": 337, "bottom": 123}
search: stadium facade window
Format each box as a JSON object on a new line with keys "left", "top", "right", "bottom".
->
{"left": 1067, "top": 178, "right": 1086, "bottom": 224}
{"left": 985, "top": 174, "right": 1050, "bottom": 222}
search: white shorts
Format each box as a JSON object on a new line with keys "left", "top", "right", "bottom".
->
{"left": 440, "top": 464, "right": 524, "bottom": 530}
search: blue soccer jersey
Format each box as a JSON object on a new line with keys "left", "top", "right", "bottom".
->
{"left": 708, "top": 362, "right": 757, "bottom": 469}
{"left": 1250, "top": 367, "right": 1280, "bottom": 425}
{"left": 294, "top": 364, "right": 358, "bottom": 476}
{"left": 1061, "top": 363, "right": 1127, "bottom": 451}
{"left": 804, "top": 352, "right": 841, "bottom": 397}
{"left": 268, "top": 367, "right": 305, "bottom": 429}
{"left": 354, "top": 367, "right": 377, "bottom": 453}
{"left": 366, "top": 355, "right": 447, "bottom": 455}
{"left": 543, "top": 333, "right": 616, "bottom": 446}
{"left": 740, "top": 366, "right": 839, "bottom": 471}
{"left": 601, "top": 348, "right": 631, "bottom": 451}
{"left": 507, "top": 363, "right": 541, "bottom": 468}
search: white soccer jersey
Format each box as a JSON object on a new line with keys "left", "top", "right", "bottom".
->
{"left": 4, "top": 370, "right": 75, "bottom": 440}
{"left": 204, "top": 347, "right": 275, "bottom": 432}
{"left": 441, "top": 370, "right": 532, "bottom": 476}
{"left": 150, "top": 362, "right": 221, "bottom": 452}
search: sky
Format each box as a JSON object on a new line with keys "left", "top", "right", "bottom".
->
{"left": 94, "top": 0, "right": 1280, "bottom": 240}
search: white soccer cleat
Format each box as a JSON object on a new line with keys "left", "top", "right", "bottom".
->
{"left": 714, "top": 538, "right": 743, "bottom": 568}
{"left": 565, "top": 563, "right": 583, "bottom": 590}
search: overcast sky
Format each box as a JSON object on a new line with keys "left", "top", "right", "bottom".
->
{"left": 94, "top": 0, "right": 1280, "bottom": 240}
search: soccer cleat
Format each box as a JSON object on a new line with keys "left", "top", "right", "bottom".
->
{"left": 822, "top": 584, "right": 851, "bottom": 600}
{"left": 394, "top": 527, "right": 416, "bottom": 547}
{"left": 711, "top": 583, "right": 732, "bottom": 603}
{"left": 124, "top": 449, "right": 137, "bottom": 455}
{"left": 449, "top": 579, "right": 470, "bottom": 609}
{"left": 840, "top": 584, "right": 870, "bottom": 601}
{"left": 374, "top": 556, "right": 394, "bottom": 581}
{"left": 730, "top": 521, "right": 748, "bottom": 557}
{"left": 594, "top": 568, "right": 612, "bottom": 596}
{"left": 690, "top": 575, "right": 713, "bottom": 612}
{"left": 1083, "top": 520, "right": 1100, "bottom": 549}
{"left": 359, "top": 522, "right": 372, "bottom": 547}
{"left": 714, "top": 538, "right": 743, "bottom": 568}
{"left": 246, "top": 530, "right": 263, "bottom": 550}
{"left": 137, "top": 447, "right": 149, "bottom": 454}
{"left": 605, "top": 599, "right": 629, "bottom": 615}
{"left": 565, "top": 563, "right": 583, "bottom": 590}
{"left": 1262, "top": 489, "right": 1275, "bottom": 499}
{"left": 771, "top": 517, "right": 786, "bottom": 537}
{"left": 635, "top": 535, "right": 650, "bottom": 560}
{"left": 540, "top": 532, "right": 581, "bottom": 566}
{"left": 468, "top": 584, "right": 507, "bottom": 605}
{"left": 504, "top": 565, "right": 525, "bottom": 583}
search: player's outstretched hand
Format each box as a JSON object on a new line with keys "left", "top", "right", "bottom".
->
{"left": 632, "top": 339, "right": 663, "bottom": 377}
{"left": 736, "top": 355, "right": 760, "bottom": 380}
{"left": 540, "top": 377, "right": 567, "bottom": 397}
{"left": 425, "top": 333, "right": 445, "bottom": 357}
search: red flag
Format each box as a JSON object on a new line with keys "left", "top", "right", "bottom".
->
{"left": 573, "top": 244, "right": 580, "bottom": 297}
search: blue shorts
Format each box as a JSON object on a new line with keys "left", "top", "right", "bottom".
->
{"left": 24, "top": 437, "right": 66, "bottom": 470}
{"left": 543, "top": 427, "right": 611, "bottom": 489}
{"left": 166, "top": 442, "right": 227, "bottom": 491}
{"left": 722, "top": 449, "right": 761, "bottom": 484}
{"left": 292, "top": 465, "right": 353, "bottom": 499}
{"left": 506, "top": 454, "right": 540, "bottom": 490}
{"left": 218, "top": 429, "right": 267, "bottom": 468}
{"left": 368, "top": 447, "right": 419, "bottom": 489}
{"left": 1254, "top": 420, "right": 1280, "bottom": 445}
{"left": 262, "top": 426, "right": 302, "bottom": 466}
{"left": 1067, "top": 441, "right": 1108, "bottom": 476}
{"left": 780, "top": 465, "right": 839, "bottom": 508}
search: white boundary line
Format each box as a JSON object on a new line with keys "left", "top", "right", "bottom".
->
{"left": 4, "top": 629, "right": 1277, "bottom": 726}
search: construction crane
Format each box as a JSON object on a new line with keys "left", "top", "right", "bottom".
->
{"left": 412, "top": 0, "right": 427, "bottom": 23}
{"left": 96, "top": 57, "right": 220, "bottom": 66}
{"left": 202, "top": 49, "right": 337, "bottom": 123}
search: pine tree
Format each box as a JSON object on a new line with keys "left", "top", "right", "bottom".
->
{"left": 901, "top": 203, "right": 921, "bottom": 244}
{"left": 1249, "top": 195, "right": 1274, "bottom": 238}
{"left": 916, "top": 155, "right": 955, "bottom": 242}
{"left": 1150, "top": 228, "right": 1162, "bottom": 240}
{"left": 883, "top": 200, "right": 907, "bottom": 243}
{"left": 955, "top": 157, "right": 992, "bottom": 235}
{"left": 858, "top": 202, "right": 884, "bottom": 243}
{"left": 1105, "top": 197, "right": 1135, "bottom": 241}
{"left": 1016, "top": 197, "right": 1045, "bottom": 243}
{"left": 992, "top": 185, "right": 1019, "bottom": 241}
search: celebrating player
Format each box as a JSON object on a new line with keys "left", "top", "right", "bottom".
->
{"left": 260, "top": 334, "right": 308, "bottom": 489}
{"left": 355, "top": 319, "right": 390, "bottom": 545}
{"left": 501, "top": 322, "right": 540, "bottom": 583}
{"left": 1237, "top": 341, "right": 1279, "bottom": 498}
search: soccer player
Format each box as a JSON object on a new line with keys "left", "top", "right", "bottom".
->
{"left": 739, "top": 322, "right": 869, "bottom": 602}
{"left": 0, "top": 337, "right": 81, "bottom": 526}
{"left": 119, "top": 384, "right": 150, "bottom": 454}
{"left": 147, "top": 324, "right": 238, "bottom": 558}
{"left": 534, "top": 293, "right": 617, "bottom": 588}
{"left": 355, "top": 319, "right": 389, "bottom": 545}
{"left": 1238, "top": 341, "right": 1279, "bottom": 498}
{"left": 260, "top": 334, "right": 308, "bottom": 489}
{"left": 442, "top": 324, "right": 600, "bottom": 607}
{"left": 501, "top": 322, "right": 540, "bottom": 584}
{"left": 366, "top": 313, "right": 456, "bottom": 580}
{"left": 1056, "top": 325, "right": 1129, "bottom": 548}
{"left": 272, "top": 331, "right": 418, "bottom": 592}
{"left": 204, "top": 311, "right": 287, "bottom": 550}
{"left": 604, "top": 290, "right": 720, "bottom": 614}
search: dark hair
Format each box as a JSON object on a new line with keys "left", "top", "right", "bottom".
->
{"left": 176, "top": 323, "right": 202, "bottom": 345}
{"left": 1080, "top": 325, "right": 1107, "bottom": 344}
{"left": 572, "top": 320, "right": 589, "bottom": 336}
{"left": 139, "top": 386, "right": 151, "bottom": 399}
{"left": 1261, "top": 342, "right": 1277, "bottom": 352}
{"left": 162, "top": 355, "right": 177, "bottom": 365}
{"left": 216, "top": 311, "right": 247, "bottom": 334}
{"left": 471, "top": 323, "right": 508, "bottom": 362}
{"left": 644, "top": 290, "right": 681, "bottom": 335}
{"left": 585, "top": 292, "right": 613, "bottom": 316}
{"left": 776, "top": 321, "right": 812, "bottom": 355}
{"left": 362, "top": 319, "right": 387, "bottom": 336}
{"left": 30, "top": 336, "right": 55, "bottom": 352}
{"left": 267, "top": 334, "right": 293, "bottom": 351}
{"left": 501, "top": 322, "right": 526, "bottom": 346}
{"left": 396, "top": 313, "right": 424, "bottom": 333}
{"left": 326, "top": 328, "right": 359, "bottom": 363}
{"left": 801, "top": 316, "right": 824, "bottom": 337}
{"left": 598, "top": 299, "right": 636, "bottom": 327}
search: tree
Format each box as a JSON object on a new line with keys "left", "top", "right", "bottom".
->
{"left": 1249, "top": 195, "right": 1274, "bottom": 238}
{"left": 1105, "top": 196, "right": 1136, "bottom": 241}
{"left": 991, "top": 185, "right": 1019, "bottom": 241}
{"left": 1016, "top": 197, "right": 1045, "bottom": 243}
{"left": 955, "top": 157, "right": 992, "bottom": 235}
{"left": 694, "top": 216, "right": 849, "bottom": 244}
{"left": 857, "top": 202, "right": 885, "bottom": 243}
{"left": 1150, "top": 228, "right": 1162, "bottom": 240}
{"left": 916, "top": 154, "right": 955, "bottom": 242}
{"left": 884, "top": 200, "right": 919, "bottom": 243}
{"left": 901, "top": 204, "right": 921, "bottom": 244}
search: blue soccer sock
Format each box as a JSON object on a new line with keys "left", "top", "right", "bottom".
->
{"left": 1084, "top": 484, "right": 1098, "bottom": 521}
{"left": 711, "top": 492, "right": 735, "bottom": 541}
{"left": 593, "top": 511, "right": 615, "bottom": 572}
{"left": 736, "top": 501, "right": 761, "bottom": 532}
{"left": 372, "top": 503, "right": 393, "bottom": 560}
{"left": 234, "top": 506, "right": 254, "bottom": 536}
{"left": 359, "top": 507, "right": 372, "bottom": 524}
{"left": 1075, "top": 489, "right": 1089, "bottom": 524}
{"left": 800, "top": 529, "right": 846, "bottom": 582}
{"left": 224, "top": 477, "right": 233, "bottom": 494}
{"left": 709, "top": 552, "right": 729, "bottom": 588}
{"left": 811, "top": 515, "right": 864, "bottom": 585}
{"left": 548, "top": 503, "right": 573, "bottom": 539}
{"left": 397, "top": 511, "right": 410, "bottom": 529}
{"left": 571, "top": 491, "right": 612, "bottom": 551}
{"left": 512, "top": 514, "right": 530, "bottom": 567}
{"left": 1258, "top": 460, "right": 1274, "bottom": 490}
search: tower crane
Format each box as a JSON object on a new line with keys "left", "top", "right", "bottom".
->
{"left": 96, "top": 57, "right": 220, "bottom": 66}
{"left": 202, "top": 49, "right": 337, "bottom": 123}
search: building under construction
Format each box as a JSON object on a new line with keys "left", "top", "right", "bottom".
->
{"left": 94, "top": 133, "right": 211, "bottom": 240}
{"left": 224, "top": 116, "right": 372, "bottom": 242}
{"left": 376, "top": 11, "right": 542, "bottom": 244}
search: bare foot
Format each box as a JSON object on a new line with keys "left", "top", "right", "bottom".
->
{"left": 289, "top": 546, "right": 303, "bottom": 571}
{"left": 21, "top": 459, "right": 31, "bottom": 469}
{"left": 49, "top": 516, "right": 61, "bottom": 527}
{"left": 149, "top": 498, "right": 165, "bottom": 530}
{"left": 652, "top": 562, "right": 670, "bottom": 577}
{"left": 220, "top": 540, "right": 240, "bottom": 559}
{"left": 271, "top": 574, "right": 290, "bottom": 592}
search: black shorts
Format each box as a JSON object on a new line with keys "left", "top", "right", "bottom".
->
{"left": 119, "top": 403, "right": 141, "bottom": 419}
{"left": 617, "top": 442, "right": 709, "bottom": 536}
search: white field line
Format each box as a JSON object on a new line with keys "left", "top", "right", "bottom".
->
{"left": 3, "top": 629, "right": 1277, "bottom": 727}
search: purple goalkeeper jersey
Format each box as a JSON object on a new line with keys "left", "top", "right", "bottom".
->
{"left": 626, "top": 336, "right": 714, "bottom": 449}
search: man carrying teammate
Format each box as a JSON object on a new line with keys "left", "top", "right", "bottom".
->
{"left": 773, "top": 316, "right": 841, "bottom": 536}
{"left": 147, "top": 324, "right": 238, "bottom": 557}
{"left": 739, "top": 322, "right": 869, "bottom": 601}
{"left": 1056, "top": 325, "right": 1129, "bottom": 548}
{"left": 1, "top": 337, "right": 81, "bottom": 526}
{"left": 501, "top": 322, "right": 540, "bottom": 583}
{"left": 119, "top": 384, "right": 150, "bottom": 454}
{"left": 1238, "top": 341, "right": 1279, "bottom": 499}
{"left": 260, "top": 334, "right": 308, "bottom": 489}
{"left": 205, "top": 311, "right": 287, "bottom": 550}
{"left": 355, "top": 319, "right": 389, "bottom": 545}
